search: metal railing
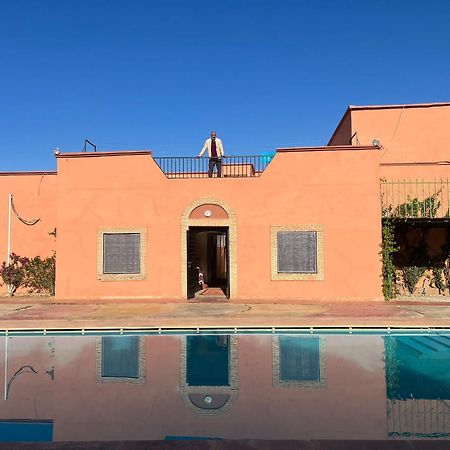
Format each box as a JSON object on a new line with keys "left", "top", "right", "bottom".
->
{"left": 381, "top": 179, "right": 450, "bottom": 219}
{"left": 153, "top": 155, "right": 274, "bottom": 179}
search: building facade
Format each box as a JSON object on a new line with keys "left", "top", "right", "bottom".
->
{"left": 2, "top": 102, "right": 450, "bottom": 302}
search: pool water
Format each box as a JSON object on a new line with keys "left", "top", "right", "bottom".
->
{"left": 1, "top": 333, "right": 449, "bottom": 441}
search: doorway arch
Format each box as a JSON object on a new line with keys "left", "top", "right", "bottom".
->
{"left": 181, "top": 198, "right": 237, "bottom": 300}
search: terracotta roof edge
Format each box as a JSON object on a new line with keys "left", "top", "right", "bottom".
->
{"left": 0, "top": 171, "right": 57, "bottom": 176}
{"left": 277, "top": 145, "right": 379, "bottom": 153}
{"left": 56, "top": 150, "right": 152, "bottom": 159}
{"left": 349, "top": 102, "right": 450, "bottom": 111}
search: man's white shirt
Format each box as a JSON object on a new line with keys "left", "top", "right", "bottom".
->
{"left": 198, "top": 138, "right": 224, "bottom": 158}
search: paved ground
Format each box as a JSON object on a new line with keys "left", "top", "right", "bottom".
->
{"left": 0, "top": 296, "right": 450, "bottom": 330}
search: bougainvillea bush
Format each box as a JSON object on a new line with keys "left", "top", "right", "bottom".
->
{"left": 0, "top": 253, "right": 55, "bottom": 296}
{"left": 0, "top": 253, "right": 30, "bottom": 296}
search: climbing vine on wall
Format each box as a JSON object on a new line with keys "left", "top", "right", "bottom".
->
{"left": 395, "top": 193, "right": 441, "bottom": 219}
{"left": 380, "top": 220, "right": 398, "bottom": 300}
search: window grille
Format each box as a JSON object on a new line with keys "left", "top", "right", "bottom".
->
{"left": 277, "top": 231, "right": 317, "bottom": 273}
{"left": 279, "top": 337, "right": 320, "bottom": 382}
{"left": 103, "top": 233, "right": 140, "bottom": 274}
{"left": 101, "top": 336, "right": 140, "bottom": 379}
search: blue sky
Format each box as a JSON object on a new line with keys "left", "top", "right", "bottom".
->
{"left": 1, "top": 0, "right": 450, "bottom": 171}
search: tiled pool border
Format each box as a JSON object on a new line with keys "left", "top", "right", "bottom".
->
{"left": 0, "top": 325, "right": 449, "bottom": 336}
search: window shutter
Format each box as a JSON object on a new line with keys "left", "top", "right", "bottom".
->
{"left": 101, "top": 336, "right": 140, "bottom": 378}
{"left": 277, "top": 231, "right": 317, "bottom": 273}
{"left": 103, "top": 233, "right": 140, "bottom": 274}
{"left": 279, "top": 337, "right": 320, "bottom": 381}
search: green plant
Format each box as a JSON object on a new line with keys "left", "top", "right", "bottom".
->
{"left": 380, "top": 220, "right": 398, "bottom": 300}
{"left": 0, "top": 254, "right": 30, "bottom": 296}
{"left": 383, "top": 336, "right": 400, "bottom": 399}
{"left": 395, "top": 194, "right": 441, "bottom": 219}
{"left": 402, "top": 265, "right": 427, "bottom": 294}
{"left": 432, "top": 267, "right": 446, "bottom": 294}
{"left": 24, "top": 254, "right": 56, "bottom": 296}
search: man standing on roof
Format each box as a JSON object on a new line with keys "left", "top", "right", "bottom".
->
{"left": 197, "top": 131, "right": 225, "bottom": 178}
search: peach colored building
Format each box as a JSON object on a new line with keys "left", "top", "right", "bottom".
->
{"left": 0, "top": 334, "right": 388, "bottom": 440}
{"left": 2, "top": 102, "right": 450, "bottom": 301}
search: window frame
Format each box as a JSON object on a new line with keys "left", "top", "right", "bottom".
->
{"left": 272, "top": 336, "right": 327, "bottom": 389}
{"left": 96, "top": 336, "right": 146, "bottom": 384}
{"left": 97, "top": 227, "right": 147, "bottom": 281}
{"left": 271, "top": 225, "right": 324, "bottom": 281}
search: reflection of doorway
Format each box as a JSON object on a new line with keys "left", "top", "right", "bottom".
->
{"left": 186, "top": 335, "right": 230, "bottom": 386}
{"left": 180, "top": 335, "right": 238, "bottom": 414}
{"left": 187, "top": 227, "right": 229, "bottom": 299}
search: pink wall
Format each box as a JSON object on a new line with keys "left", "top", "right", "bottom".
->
{"left": 0, "top": 173, "right": 57, "bottom": 260}
{"left": 0, "top": 336, "right": 54, "bottom": 420}
{"left": 53, "top": 335, "right": 387, "bottom": 441}
{"left": 328, "top": 110, "right": 352, "bottom": 146}
{"left": 6, "top": 103, "right": 450, "bottom": 301}
{"left": 54, "top": 148, "right": 382, "bottom": 301}
{"left": 0, "top": 173, "right": 57, "bottom": 295}
{"left": 349, "top": 105, "right": 450, "bottom": 180}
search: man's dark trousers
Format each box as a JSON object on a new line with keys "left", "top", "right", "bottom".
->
{"left": 208, "top": 157, "right": 222, "bottom": 178}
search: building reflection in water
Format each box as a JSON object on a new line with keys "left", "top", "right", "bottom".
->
{"left": 97, "top": 336, "right": 146, "bottom": 384}
{"left": 273, "top": 336, "right": 327, "bottom": 388}
{"left": 181, "top": 335, "right": 238, "bottom": 415}
{"left": 384, "top": 335, "right": 450, "bottom": 439}
{"left": 3, "top": 333, "right": 449, "bottom": 441}
{"left": 186, "top": 335, "right": 230, "bottom": 386}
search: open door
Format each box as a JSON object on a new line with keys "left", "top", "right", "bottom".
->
{"left": 225, "top": 228, "right": 230, "bottom": 299}
{"left": 187, "top": 229, "right": 197, "bottom": 299}
{"left": 186, "top": 227, "right": 230, "bottom": 300}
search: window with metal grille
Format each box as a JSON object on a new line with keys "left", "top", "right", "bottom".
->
{"left": 101, "top": 336, "right": 140, "bottom": 379}
{"left": 279, "top": 337, "right": 320, "bottom": 382}
{"left": 277, "top": 231, "right": 317, "bottom": 273}
{"left": 103, "top": 233, "right": 140, "bottom": 274}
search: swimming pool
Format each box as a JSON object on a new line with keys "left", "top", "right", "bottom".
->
{"left": 1, "top": 332, "right": 449, "bottom": 441}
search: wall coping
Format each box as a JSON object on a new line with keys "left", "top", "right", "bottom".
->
{"left": 0, "top": 171, "right": 57, "bottom": 176}
{"left": 381, "top": 161, "right": 450, "bottom": 167}
{"left": 276, "top": 145, "right": 379, "bottom": 153}
{"left": 56, "top": 150, "right": 152, "bottom": 159}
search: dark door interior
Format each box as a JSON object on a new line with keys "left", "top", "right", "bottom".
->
{"left": 186, "top": 335, "right": 230, "bottom": 386}
{"left": 187, "top": 227, "right": 229, "bottom": 299}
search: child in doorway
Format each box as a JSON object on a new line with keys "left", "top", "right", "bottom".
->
{"left": 196, "top": 266, "right": 208, "bottom": 291}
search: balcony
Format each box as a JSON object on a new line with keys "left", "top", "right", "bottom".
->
{"left": 153, "top": 155, "right": 274, "bottom": 179}
{"left": 381, "top": 179, "right": 450, "bottom": 220}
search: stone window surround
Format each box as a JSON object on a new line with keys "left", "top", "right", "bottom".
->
{"left": 95, "top": 336, "right": 146, "bottom": 384}
{"left": 271, "top": 225, "right": 324, "bottom": 281}
{"left": 272, "top": 336, "right": 327, "bottom": 389}
{"left": 97, "top": 227, "right": 147, "bottom": 281}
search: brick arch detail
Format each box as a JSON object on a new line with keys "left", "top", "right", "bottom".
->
{"left": 180, "top": 336, "right": 239, "bottom": 415}
{"left": 180, "top": 198, "right": 237, "bottom": 300}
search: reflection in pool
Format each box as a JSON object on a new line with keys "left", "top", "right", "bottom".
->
{"left": 0, "top": 333, "right": 449, "bottom": 441}
{"left": 385, "top": 335, "right": 450, "bottom": 439}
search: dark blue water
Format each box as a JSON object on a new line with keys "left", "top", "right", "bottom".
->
{"left": 0, "top": 333, "right": 449, "bottom": 441}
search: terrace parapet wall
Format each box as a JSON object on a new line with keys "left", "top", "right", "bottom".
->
{"left": 53, "top": 146, "right": 382, "bottom": 301}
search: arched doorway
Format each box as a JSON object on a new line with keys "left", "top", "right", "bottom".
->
{"left": 181, "top": 199, "right": 237, "bottom": 300}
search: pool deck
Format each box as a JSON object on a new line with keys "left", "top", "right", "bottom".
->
{"left": 0, "top": 296, "right": 450, "bottom": 330}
